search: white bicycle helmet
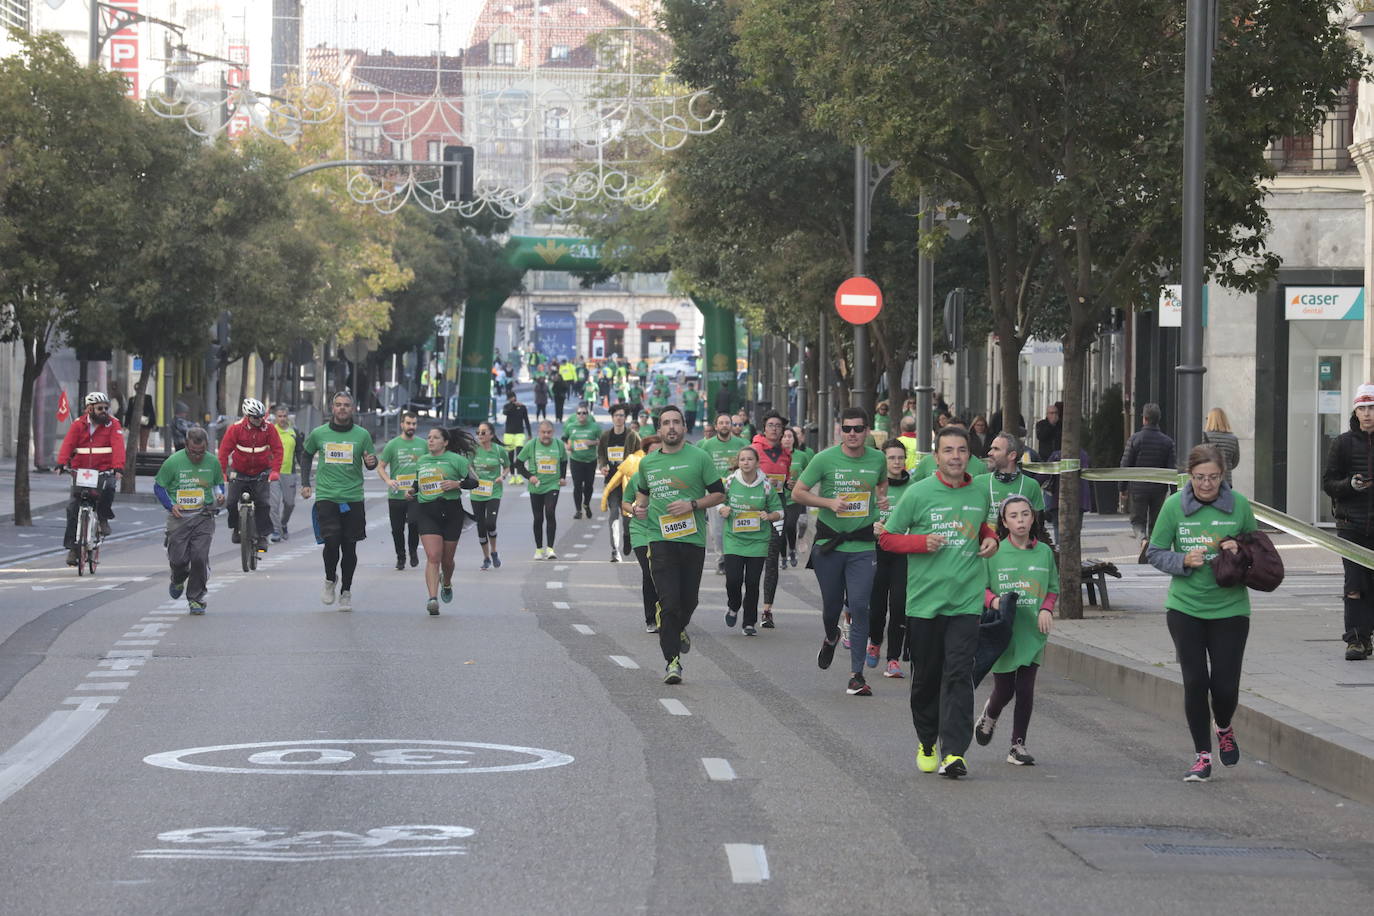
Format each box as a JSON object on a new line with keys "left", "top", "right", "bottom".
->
{"left": 84, "top": 391, "right": 110, "bottom": 406}
{"left": 242, "top": 398, "right": 266, "bottom": 417}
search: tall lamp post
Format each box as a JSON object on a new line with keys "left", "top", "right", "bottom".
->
{"left": 1349, "top": 9, "right": 1374, "bottom": 383}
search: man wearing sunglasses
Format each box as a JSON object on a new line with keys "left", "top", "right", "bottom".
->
{"left": 793, "top": 407, "right": 888, "bottom": 697}
{"left": 563, "top": 404, "right": 602, "bottom": 519}
{"left": 56, "top": 391, "right": 126, "bottom": 565}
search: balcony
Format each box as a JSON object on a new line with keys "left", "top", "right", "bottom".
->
{"left": 1265, "top": 86, "right": 1356, "bottom": 174}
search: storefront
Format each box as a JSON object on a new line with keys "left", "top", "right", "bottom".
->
{"left": 586, "top": 309, "right": 627, "bottom": 360}
{"left": 639, "top": 309, "right": 679, "bottom": 358}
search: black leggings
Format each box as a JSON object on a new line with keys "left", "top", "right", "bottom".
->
{"left": 472, "top": 499, "right": 500, "bottom": 543}
{"left": 1166, "top": 610, "right": 1250, "bottom": 754}
{"left": 783, "top": 502, "right": 805, "bottom": 553}
{"left": 986, "top": 664, "right": 1039, "bottom": 746}
{"left": 724, "top": 555, "right": 766, "bottom": 627}
{"left": 570, "top": 460, "right": 595, "bottom": 511}
{"left": 530, "top": 491, "right": 559, "bottom": 548}
{"left": 633, "top": 544, "right": 660, "bottom": 626}
{"left": 869, "top": 549, "right": 909, "bottom": 659}
{"left": 323, "top": 538, "right": 358, "bottom": 591}
{"left": 762, "top": 529, "right": 783, "bottom": 605}
{"left": 388, "top": 500, "right": 418, "bottom": 559}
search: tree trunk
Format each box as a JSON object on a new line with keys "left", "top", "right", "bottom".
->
{"left": 997, "top": 331, "right": 1024, "bottom": 437}
{"left": 260, "top": 356, "right": 275, "bottom": 405}
{"left": 13, "top": 342, "right": 46, "bottom": 527}
{"left": 1056, "top": 323, "right": 1091, "bottom": 619}
{"left": 121, "top": 361, "right": 154, "bottom": 494}
{"left": 885, "top": 359, "right": 903, "bottom": 415}
{"left": 238, "top": 358, "right": 249, "bottom": 405}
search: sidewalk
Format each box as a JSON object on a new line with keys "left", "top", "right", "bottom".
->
{"left": 0, "top": 466, "right": 160, "bottom": 524}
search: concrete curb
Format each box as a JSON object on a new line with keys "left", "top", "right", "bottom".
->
{"left": 0, "top": 491, "right": 162, "bottom": 525}
{"left": 1044, "top": 636, "right": 1374, "bottom": 807}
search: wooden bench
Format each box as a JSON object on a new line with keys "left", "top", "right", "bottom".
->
{"left": 1081, "top": 559, "right": 1121, "bottom": 609}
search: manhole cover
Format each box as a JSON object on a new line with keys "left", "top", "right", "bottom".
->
{"left": 1052, "top": 827, "right": 1349, "bottom": 879}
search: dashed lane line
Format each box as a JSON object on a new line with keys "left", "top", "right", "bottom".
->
{"left": 659, "top": 698, "right": 691, "bottom": 716}
{"left": 724, "top": 844, "right": 770, "bottom": 884}
{"left": 572, "top": 624, "right": 594, "bottom": 635}
{"left": 702, "top": 758, "right": 736, "bottom": 781}
{"left": 609, "top": 655, "right": 640, "bottom": 669}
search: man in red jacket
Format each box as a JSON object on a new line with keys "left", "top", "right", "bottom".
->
{"left": 56, "top": 391, "right": 126, "bottom": 565}
{"left": 217, "top": 398, "right": 283, "bottom": 552}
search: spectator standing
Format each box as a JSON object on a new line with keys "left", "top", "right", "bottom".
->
{"left": 1034, "top": 402, "right": 1062, "bottom": 460}
{"left": 1201, "top": 407, "right": 1241, "bottom": 486}
{"left": 1120, "top": 402, "right": 1177, "bottom": 561}
{"left": 1321, "top": 383, "right": 1374, "bottom": 661}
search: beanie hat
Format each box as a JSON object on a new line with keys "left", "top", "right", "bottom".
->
{"left": 1356, "top": 384, "right": 1374, "bottom": 408}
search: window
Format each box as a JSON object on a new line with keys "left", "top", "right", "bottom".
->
{"left": 427, "top": 140, "right": 442, "bottom": 161}
{"left": 544, "top": 107, "right": 572, "bottom": 155}
{"left": 493, "top": 42, "right": 515, "bottom": 66}
{"left": 350, "top": 124, "right": 381, "bottom": 156}
{"left": 549, "top": 44, "right": 569, "bottom": 61}
{"left": 0, "top": 0, "right": 28, "bottom": 33}
{"left": 391, "top": 140, "right": 405, "bottom": 160}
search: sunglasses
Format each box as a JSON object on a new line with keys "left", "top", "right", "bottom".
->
{"left": 841, "top": 424, "right": 866, "bottom": 433}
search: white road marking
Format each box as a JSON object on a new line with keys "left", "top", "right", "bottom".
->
{"left": 702, "top": 758, "right": 736, "bottom": 781}
{"left": 724, "top": 844, "right": 770, "bottom": 883}
{"left": 143, "top": 739, "right": 576, "bottom": 776}
{"left": 546, "top": 581, "right": 563, "bottom": 589}
{"left": 0, "top": 708, "right": 110, "bottom": 807}
{"left": 659, "top": 699, "right": 691, "bottom": 716}
{"left": 77, "top": 682, "right": 128, "bottom": 690}
{"left": 553, "top": 565, "right": 568, "bottom": 572}
{"left": 115, "top": 640, "right": 159, "bottom": 647}
{"left": 85, "top": 670, "right": 137, "bottom": 678}
{"left": 553, "top": 601, "right": 570, "bottom": 609}
{"left": 63, "top": 696, "right": 119, "bottom": 711}
{"left": 609, "top": 655, "right": 639, "bottom": 669}
{"left": 572, "top": 625, "right": 594, "bottom": 635}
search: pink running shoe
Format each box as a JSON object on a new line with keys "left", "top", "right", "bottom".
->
{"left": 884, "top": 659, "right": 904, "bottom": 678}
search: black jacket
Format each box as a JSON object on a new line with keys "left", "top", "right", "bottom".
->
{"left": 1120, "top": 424, "right": 1176, "bottom": 495}
{"left": 1322, "top": 414, "right": 1374, "bottom": 534}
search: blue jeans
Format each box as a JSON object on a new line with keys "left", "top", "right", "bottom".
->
{"left": 811, "top": 547, "right": 877, "bottom": 673}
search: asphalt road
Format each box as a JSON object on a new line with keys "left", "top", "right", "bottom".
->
{"left": 1, "top": 487, "right": 1372, "bottom": 915}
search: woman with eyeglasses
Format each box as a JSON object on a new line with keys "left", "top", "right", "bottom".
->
{"left": 470, "top": 422, "right": 508, "bottom": 570}
{"left": 1146, "top": 443, "right": 1257, "bottom": 783}
{"left": 516, "top": 420, "right": 568, "bottom": 560}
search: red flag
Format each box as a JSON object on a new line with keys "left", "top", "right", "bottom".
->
{"left": 56, "top": 390, "right": 70, "bottom": 423}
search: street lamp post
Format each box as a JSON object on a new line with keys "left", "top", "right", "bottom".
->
{"left": 1349, "top": 10, "right": 1374, "bottom": 383}
{"left": 852, "top": 145, "right": 871, "bottom": 414}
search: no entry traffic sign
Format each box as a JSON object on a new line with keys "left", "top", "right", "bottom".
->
{"left": 835, "top": 276, "right": 883, "bottom": 325}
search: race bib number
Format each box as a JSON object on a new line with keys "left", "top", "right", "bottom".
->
{"left": 659, "top": 512, "right": 698, "bottom": 540}
{"left": 766, "top": 473, "right": 785, "bottom": 488}
{"left": 175, "top": 488, "right": 203, "bottom": 508}
{"left": 573, "top": 438, "right": 594, "bottom": 452}
{"left": 537, "top": 458, "right": 558, "bottom": 475}
{"left": 607, "top": 447, "right": 625, "bottom": 463}
{"left": 732, "top": 511, "right": 762, "bottom": 533}
{"left": 836, "top": 491, "right": 871, "bottom": 519}
{"left": 474, "top": 479, "right": 494, "bottom": 498}
{"left": 418, "top": 468, "right": 445, "bottom": 496}
{"left": 393, "top": 472, "right": 416, "bottom": 491}
{"left": 324, "top": 442, "right": 354, "bottom": 464}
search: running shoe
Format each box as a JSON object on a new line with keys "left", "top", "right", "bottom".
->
{"left": 1365, "top": 636, "right": 1374, "bottom": 658}
{"left": 481, "top": 557, "right": 492, "bottom": 571}
{"left": 846, "top": 674, "right": 872, "bottom": 696}
{"left": 1216, "top": 726, "right": 1240, "bottom": 767}
{"left": 66, "top": 549, "right": 79, "bottom": 567}
{"left": 492, "top": 552, "right": 502, "bottom": 569}
{"left": 938, "top": 755, "right": 968, "bottom": 779}
{"left": 725, "top": 609, "right": 738, "bottom": 628}
{"left": 610, "top": 551, "right": 620, "bottom": 563}
{"left": 270, "top": 532, "right": 281, "bottom": 543}
{"left": 884, "top": 659, "right": 904, "bottom": 679}
{"left": 789, "top": 550, "right": 797, "bottom": 567}
{"left": 410, "top": 550, "right": 420, "bottom": 568}
{"left": 742, "top": 625, "right": 757, "bottom": 636}
{"left": 1184, "top": 752, "right": 1212, "bottom": 782}
{"left": 840, "top": 613, "right": 851, "bottom": 649}
{"left": 866, "top": 642, "right": 880, "bottom": 668}
{"left": 664, "top": 658, "right": 683, "bottom": 685}
{"left": 231, "top": 530, "right": 241, "bottom": 544}
{"left": 975, "top": 701, "right": 997, "bottom": 746}
{"left": 916, "top": 744, "right": 938, "bottom": 773}
{"left": 817, "top": 633, "right": 839, "bottom": 669}
{"left": 426, "top": 597, "right": 440, "bottom": 616}
{"left": 440, "top": 584, "right": 453, "bottom": 604}
{"left": 1007, "top": 744, "right": 1035, "bottom": 766}
{"left": 546, "top": 548, "right": 558, "bottom": 560}
{"left": 169, "top": 578, "right": 186, "bottom": 600}
{"left": 716, "top": 559, "right": 725, "bottom": 576}
{"left": 574, "top": 509, "right": 583, "bottom": 519}
{"left": 1346, "top": 640, "right": 1366, "bottom": 661}
{"left": 646, "top": 623, "right": 659, "bottom": 634}
{"left": 533, "top": 547, "right": 546, "bottom": 560}
{"left": 761, "top": 610, "right": 775, "bottom": 629}
{"left": 680, "top": 630, "right": 692, "bottom": 654}
{"left": 338, "top": 590, "right": 352, "bottom": 612}
{"left": 321, "top": 579, "right": 337, "bottom": 605}
{"left": 188, "top": 600, "right": 206, "bottom": 616}
{"left": 395, "top": 557, "right": 406, "bottom": 570}
{"left": 281, "top": 526, "right": 289, "bottom": 540}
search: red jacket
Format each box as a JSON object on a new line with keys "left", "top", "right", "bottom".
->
{"left": 57, "top": 415, "right": 126, "bottom": 471}
{"left": 750, "top": 433, "right": 792, "bottom": 494}
{"left": 217, "top": 417, "right": 284, "bottom": 477}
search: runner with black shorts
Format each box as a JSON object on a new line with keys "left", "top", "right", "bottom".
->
{"left": 411, "top": 427, "right": 478, "bottom": 615}
{"left": 470, "top": 421, "right": 508, "bottom": 570}
{"left": 300, "top": 391, "right": 378, "bottom": 612}
{"left": 516, "top": 420, "right": 568, "bottom": 559}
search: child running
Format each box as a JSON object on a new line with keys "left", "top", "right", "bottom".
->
{"left": 410, "top": 427, "right": 478, "bottom": 615}
{"left": 516, "top": 420, "right": 568, "bottom": 559}
{"left": 719, "top": 446, "right": 783, "bottom": 636}
{"left": 974, "top": 495, "right": 1058, "bottom": 765}
{"left": 469, "top": 421, "right": 508, "bottom": 570}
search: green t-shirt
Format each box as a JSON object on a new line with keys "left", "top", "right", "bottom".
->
{"left": 632, "top": 445, "right": 722, "bottom": 547}
{"left": 886, "top": 473, "right": 992, "bottom": 617}
{"left": 1149, "top": 490, "right": 1257, "bottom": 619}
{"left": 697, "top": 435, "right": 750, "bottom": 478}
{"left": 986, "top": 539, "right": 1058, "bottom": 671}
{"left": 683, "top": 388, "right": 701, "bottom": 410}
{"left": 721, "top": 476, "right": 782, "bottom": 558}
{"left": 563, "top": 418, "right": 602, "bottom": 463}
{"left": 381, "top": 434, "right": 428, "bottom": 501}
{"left": 874, "top": 413, "right": 891, "bottom": 434}
{"left": 790, "top": 446, "right": 816, "bottom": 480}
{"left": 628, "top": 386, "right": 644, "bottom": 403}
{"left": 913, "top": 452, "right": 987, "bottom": 482}
{"left": 154, "top": 449, "right": 224, "bottom": 512}
{"left": 303, "top": 423, "right": 376, "bottom": 503}
{"left": 415, "top": 451, "right": 471, "bottom": 503}
{"left": 798, "top": 445, "right": 886, "bottom": 552}
{"left": 648, "top": 391, "right": 668, "bottom": 410}
{"left": 469, "top": 443, "right": 507, "bottom": 502}
{"left": 582, "top": 381, "right": 598, "bottom": 401}
{"left": 517, "top": 438, "right": 568, "bottom": 495}
{"left": 972, "top": 471, "right": 1046, "bottom": 524}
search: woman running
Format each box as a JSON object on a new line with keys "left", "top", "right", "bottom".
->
{"left": 870, "top": 440, "right": 915, "bottom": 677}
{"left": 470, "top": 421, "right": 508, "bottom": 570}
{"left": 516, "top": 420, "right": 568, "bottom": 559}
{"left": 1146, "top": 443, "right": 1257, "bottom": 782}
{"left": 974, "top": 494, "right": 1059, "bottom": 765}
{"left": 752, "top": 412, "right": 792, "bottom": 629}
{"left": 410, "top": 426, "right": 478, "bottom": 616}
{"left": 603, "top": 435, "right": 662, "bottom": 631}
{"left": 719, "top": 446, "right": 783, "bottom": 636}
{"left": 784, "top": 426, "right": 815, "bottom": 566}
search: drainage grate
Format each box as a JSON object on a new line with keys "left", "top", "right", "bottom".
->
{"left": 1145, "top": 843, "right": 1321, "bottom": 860}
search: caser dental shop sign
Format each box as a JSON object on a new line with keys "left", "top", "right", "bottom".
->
{"left": 1285, "top": 287, "right": 1364, "bottom": 320}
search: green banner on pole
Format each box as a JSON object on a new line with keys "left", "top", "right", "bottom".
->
{"left": 694, "top": 297, "right": 738, "bottom": 417}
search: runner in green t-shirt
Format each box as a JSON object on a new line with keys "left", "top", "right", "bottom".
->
{"left": 870, "top": 439, "right": 916, "bottom": 678}
{"left": 153, "top": 428, "right": 225, "bottom": 613}
{"left": 516, "top": 421, "right": 568, "bottom": 559}
{"left": 793, "top": 408, "right": 889, "bottom": 697}
{"left": 972, "top": 431, "right": 1045, "bottom": 525}
{"left": 877, "top": 425, "right": 998, "bottom": 779}
{"left": 299, "top": 391, "right": 378, "bottom": 611}
{"left": 410, "top": 426, "right": 478, "bottom": 615}
{"left": 378, "top": 411, "right": 427, "bottom": 570}
{"left": 975, "top": 494, "right": 1060, "bottom": 767}
{"left": 719, "top": 446, "right": 783, "bottom": 634}
{"left": 470, "top": 421, "right": 509, "bottom": 571}
{"left": 632, "top": 405, "right": 726, "bottom": 684}
{"left": 698, "top": 413, "right": 750, "bottom": 571}
{"left": 562, "top": 405, "right": 602, "bottom": 519}
{"left": 682, "top": 382, "right": 702, "bottom": 433}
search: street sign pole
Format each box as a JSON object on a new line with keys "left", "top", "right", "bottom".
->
{"left": 916, "top": 192, "right": 934, "bottom": 452}
{"left": 852, "top": 145, "right": 870, "bottom": 414}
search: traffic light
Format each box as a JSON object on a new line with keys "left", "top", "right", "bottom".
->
{"left": 943, "top": 288, "right": 965, "bottom": 351}
{"left": 441, "top": 145, "right": 474, "bottom": 203}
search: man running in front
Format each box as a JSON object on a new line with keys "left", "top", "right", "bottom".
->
{"left": 300, "top": 391, "right": 379, "bottom": 611}
{"left": 378, "top": 410, "right": 425, "bottom": 570}
{"left": 154, "top": 427, "right": 225, "bottom": 615}
{"left": 879, "top": 425, "right": 999, "bottom": 778}
{"left": 633, "top": 405, "right": 726, "bottom": 684}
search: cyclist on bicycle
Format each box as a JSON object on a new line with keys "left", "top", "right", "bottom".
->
{"left": 154, "top": 427, "right": 226, "bottom": 614}
{"left": 216, "top": 398, "right": 283, "bottom": 553}
{"left": 56, "top": 391, "right": 125, "bottom": 567}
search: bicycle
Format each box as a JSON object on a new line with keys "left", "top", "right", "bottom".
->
{"left": 70, "top": 468, "right": 113, "bottom": 576}
{"left": 234, "top": 471, "right": 271, "bottom": 573}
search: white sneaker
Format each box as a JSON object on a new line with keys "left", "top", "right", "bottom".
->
{"left": 545, "top": 548, "right": 558, "bottom": 560}
{"left": 338, "top": 590, "right": 352, "bottom": 612}
{"left": 533, "top": 547, "right": 545, "bottom": 560}
{"left": 321, "top": 580, "right": 337, "bottom": 605}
